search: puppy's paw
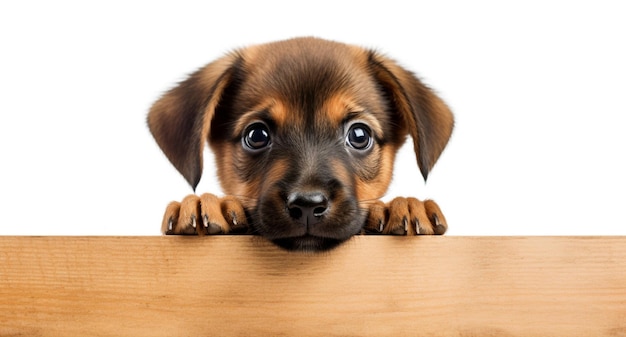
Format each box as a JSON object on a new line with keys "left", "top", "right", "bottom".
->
{"left": 364, "top": 197, "right": 447, "bottom": 235}
{"left": 161, "top": 194, "right": 248, "bottom": 235}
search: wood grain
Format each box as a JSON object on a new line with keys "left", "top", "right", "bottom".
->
{"left": 1, "top": 236, "right": 625, "bottom": 336}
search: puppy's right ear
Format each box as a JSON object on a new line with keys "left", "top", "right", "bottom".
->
{"left": 147, "top": 52, "right": 241, "bottom": 190}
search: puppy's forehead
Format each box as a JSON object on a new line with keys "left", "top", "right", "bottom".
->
{"left": 239, "top": 38, "right": 386, "bottom": 128}
{"left": 244, "top": 38, "right": 367, "bottom": 84}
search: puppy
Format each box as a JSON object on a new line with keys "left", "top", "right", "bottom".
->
{"left": 148, "top": 37, "right": 454, "bottom": 251}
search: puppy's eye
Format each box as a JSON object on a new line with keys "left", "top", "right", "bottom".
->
{"left": 243, "top": 123, "right": 271, "bottom": 151}
{"left": 346, "top": 123, "right": 372, "bottom": 151}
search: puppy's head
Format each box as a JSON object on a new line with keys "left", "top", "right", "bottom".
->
{"left": 148, "top": 37, "right": 453, "bottom": 251}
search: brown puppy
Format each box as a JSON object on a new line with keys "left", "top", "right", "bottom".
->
{"left": 148, "top": 37, "right": 454, "bottom": 251}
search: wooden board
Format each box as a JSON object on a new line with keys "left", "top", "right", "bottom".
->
{"left": 1, "top": 236, "right": 625, "bottom": 336}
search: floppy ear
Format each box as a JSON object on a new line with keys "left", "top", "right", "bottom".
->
{"left": 147, "top": 52, "right": 241, "bottom": 190}
{"left": 368, "top": 52, "right": 454, "bottom": 180}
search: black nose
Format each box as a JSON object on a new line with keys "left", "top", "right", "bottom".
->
{"left": 287, "top": 192, "right": 329, "bottom": 226}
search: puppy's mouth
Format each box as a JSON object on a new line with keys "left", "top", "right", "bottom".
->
{"left": 252, "top": 182, "right": 367, "bottom": 252}
{"left": 261, "top": 210, "right": 361, "bottom": 252}
{"left": 260, "top": 217, "right": 360, "bottom": 252}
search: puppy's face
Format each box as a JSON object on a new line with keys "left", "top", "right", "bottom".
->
{"left": 210, "top": 43, "right": 401, "bottom": 250}
{"left": 148, "top": 38, "right": 453, "bottom": 250}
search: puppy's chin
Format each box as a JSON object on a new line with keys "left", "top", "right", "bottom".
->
{"left": 263, "top": 218, "right": 364, "bottom": 252}
{"left": 272, "top": 235, "right": 346, "bottom": 252}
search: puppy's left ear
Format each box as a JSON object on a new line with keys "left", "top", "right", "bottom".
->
{"left": 368, "top": 52, "right": 454, "bottom": 180}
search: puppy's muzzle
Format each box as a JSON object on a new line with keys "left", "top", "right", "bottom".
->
{"left": 286, "top": 191, "right": 330, "bottom": 227}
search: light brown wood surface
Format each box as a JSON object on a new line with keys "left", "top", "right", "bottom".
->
{"left": 1, "top": 236, "right": 625, "bottom": 336}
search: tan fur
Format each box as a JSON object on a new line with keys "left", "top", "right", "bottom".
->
{"left": 354, "top": 146, "right": 396, "bottom": 202}
{"left": 148, "top": 37, "right": 454, "bottom": 251}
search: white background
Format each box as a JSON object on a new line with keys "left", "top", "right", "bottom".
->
{"left": 1, "top": 1, "right": 624, "bottom": 235}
